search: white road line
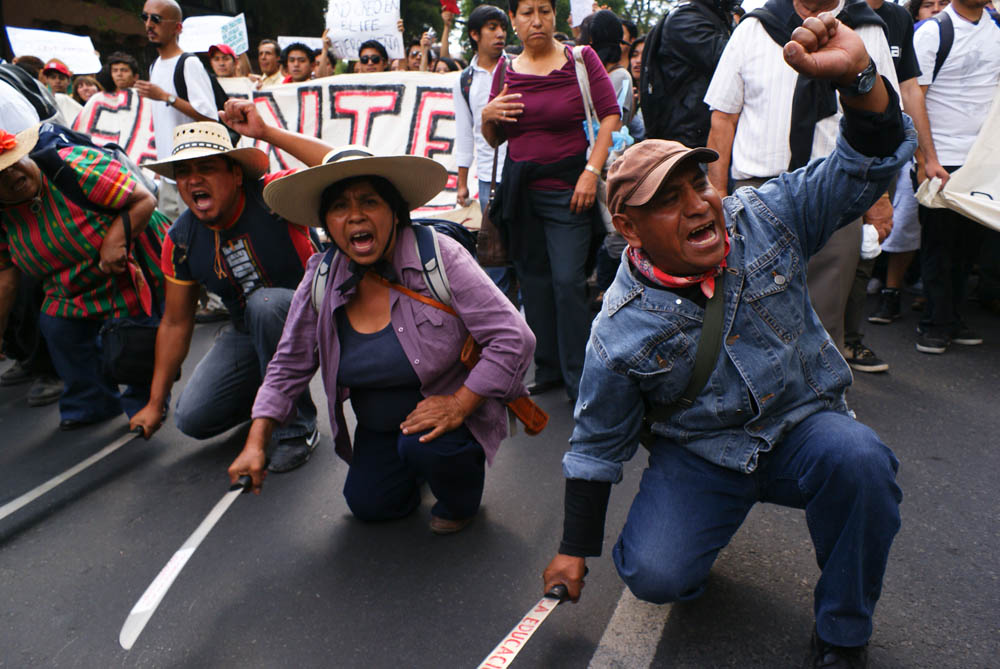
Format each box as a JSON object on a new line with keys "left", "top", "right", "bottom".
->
{"left": 588, "top": 588, "right": 671, "bottom": 669}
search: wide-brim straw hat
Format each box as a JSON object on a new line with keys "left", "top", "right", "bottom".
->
{"left": 143, "top": 122, "right": 268, "bottom": 180}
{"left": 263, "top": 145, "right": 447, "bottom": 227}
{"left": 0, "top": 124, "right": 40, "bottom": 172}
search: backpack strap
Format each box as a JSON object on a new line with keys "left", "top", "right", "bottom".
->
{"left": 311, "top": 246, "right": 338, "bottom": 314}
{"left": 459, "top": 65, "right": 474, "bottom": 112}
{"left": 932, "top": 12, "right": 953, "bottom": 82}
{"left": 412, "top": 224, "right": 452, "bottom": 307}
{"left": 641, "top": 271, "right": 728, "bottom": 442}
{"left": 172, "top": 53, "right": 193, "bottom": 102}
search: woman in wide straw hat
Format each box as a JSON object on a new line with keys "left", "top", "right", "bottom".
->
{"left": 227, "top": 147, "right": 535, "bottom": 534}
{"left": 0, "top": 123, "right": 169, "bottom": 429}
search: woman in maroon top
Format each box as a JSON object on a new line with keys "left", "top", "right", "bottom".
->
{"left": 483, "top": 0, "right": 620, "bottom": 402}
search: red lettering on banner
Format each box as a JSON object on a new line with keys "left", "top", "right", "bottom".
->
{"left": 483, "top": 657, "right": 507, "bottom": 667}
{"left": 509, "top": 630, "right": 529, "bottom": 641}
{"left": 407, "top": 87, "right": 457, "bottom": 195}
{"left": 330, "top": 85, "right": 404, "bottom": 146}
{"left": 250, "top": 93, "right": 293, "bottom": 170}
{"left": 74, "top": 90, "right": 157, "bottom": 166}
{"left": 502, "top": 638, "right": 522, "bottom": 649}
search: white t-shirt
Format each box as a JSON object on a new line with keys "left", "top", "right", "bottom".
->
{"left": 149, "top": 54, "right": 219, "bottom": 162}
{"left": 452, "top": 55, "right": 507, "bottom": 184}
{"left": 914, "top": 4, "right": 1000, "bottom": 165}
{"left": 704, "top": 0, "right": 899, "bottom": 179}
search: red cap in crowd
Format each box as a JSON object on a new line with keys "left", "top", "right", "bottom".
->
{"left": 208, "top": 44, "right": 236, "bottom": 59}
{"left": 42, "top": 59, "right": 73, "bottom": 77}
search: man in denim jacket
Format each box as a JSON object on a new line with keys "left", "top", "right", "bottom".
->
{"left": 543, "top": 14, "right": 915, "bottom": 669}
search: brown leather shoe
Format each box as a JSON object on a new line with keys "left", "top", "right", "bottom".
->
{"left": 429, "top": 515, "right": 474, "bottom": 535}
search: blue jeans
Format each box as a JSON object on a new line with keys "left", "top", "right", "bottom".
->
{"left": 514, "top": 189, "right": 595, "bottom": 399}
{"left": 478, "top": 179, "right": 516, "bottom": 297}
{"left": 612, "top": 410, "right": 902, "bottom": 648}
{"left": 342, "top": 424, "right": 485, "bottom": 521}
{"left": 38, "top": 312, "right": 156, "bottom": 422}
{"left": 174, "top": 287, "right": 316, "bottom": 442}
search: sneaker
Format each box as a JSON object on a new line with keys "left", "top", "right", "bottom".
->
{"left": 267, "top": 426, "right": 320, "bottom": 473}
{"left": 868, "top": 288, "right": 901, "bottom": 324}
{"left": 865, "top": 276, "right": 883, "bottom": 295}
{"left": 27, "top": 375, "right": 63, "bottom": 406}
{"left": 429, "top": 514, "right": 475, "bottom": 535}
{"left": 951, "top": 326, "right": 983, "bottom": 346}
{"left": 806, "top": 629, "right": 868, "bottom": 669}
{"left": 0, "top": 360, "right": 34, "bottom": 386}
{"left": 843, "top": 341, "right": 889, "bottom": 373}
{"left": 915, "top": 329, "right": 949, "bottom": 354}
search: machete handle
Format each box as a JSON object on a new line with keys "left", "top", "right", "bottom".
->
{"left": 231, "top": 475, "right": 253, "bottom": 493}
{"left": 545, "top": 584, "right": 570, "bottom": 602}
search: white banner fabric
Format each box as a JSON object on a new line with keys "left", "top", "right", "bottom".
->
{"left": 6, "top": 27, "right": 103, "bottom": 74}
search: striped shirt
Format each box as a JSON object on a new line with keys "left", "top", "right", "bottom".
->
{"left": 0, "top": 146, "right": 168, "bottom": 320}
{"left": 704, "top": 0, "right": 899, "bottom": 180}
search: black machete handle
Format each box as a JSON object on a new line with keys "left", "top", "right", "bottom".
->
{"left": 230, "top": 458, "right": 269, "bottom": 493}
{"left": 545, "top": 584, "right": 570, "bottom": 602}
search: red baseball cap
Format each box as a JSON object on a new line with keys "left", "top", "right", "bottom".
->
{"left": 208, "top": 44, "right": 236, "bottom": 58}
{"left": 42, "top": 60, "right": 72, "bottom": 77}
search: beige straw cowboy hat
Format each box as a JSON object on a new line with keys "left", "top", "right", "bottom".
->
{"left": 143, "top": 122, "right": 269, "bottom": 179}
{"left": 0, "top": 124, "right": 40, "bottom": 172}
{"left": 262, "top": 145, "right": 447, "bottom": 227}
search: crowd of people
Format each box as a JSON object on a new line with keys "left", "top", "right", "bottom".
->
{"left": 1, "top": 0, "right": 998, "bottom": 666}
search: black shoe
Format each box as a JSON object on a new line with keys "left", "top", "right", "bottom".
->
{"left": 868, "top": 288, "right": 901, "bottom": 324}
{"left": 526, "top": 379, "right": 564, "bottom": 396}
{"left": 915, "top": 329, "right": 949, "bottom": 354}
{"left": 59, "top": 418, "right": 94, "bottom": 431}
{"left": 27, "top": 375, "right": 63, "bottom": 407}
{"left": 267, "top": 427, "right": 320, "bottom": 473}
{"left": 806, "top": 630, "right": 868, "bottom": 669}
{"left": 0, "top": 360, "right": 34, "bottom": 386}
{"left": 843, "top": 341, "right": 889, "bottom": 373}
{"left": 951, "top": 326, "right": 983, "bottom": 346}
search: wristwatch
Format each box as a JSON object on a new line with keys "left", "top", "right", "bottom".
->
{"left": 165, "top": 94, "right": 177, "bottom": 107}
{"left": 836, "top": 58, "right": 877, "bottom": 97}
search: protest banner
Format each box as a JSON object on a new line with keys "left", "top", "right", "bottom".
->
{"left": 570, "top": 0, "right": 593, "bottom": 26}
{"left": 220, "top": 14, "right": 250, "bottom": 55}
{"left": 72, "top": 73, "right": 468, "bottom": 210}
{"left": 6, "top": 27, "right": 102, "bottom": 74}
{"left": 325, "top": 0, "right": 404, "bottom": 61}
{"left": 177, "top": 15, "right": 232, "bottom": 53}
{"left": 278, "top": 36, "right": 326, "bottom": 52}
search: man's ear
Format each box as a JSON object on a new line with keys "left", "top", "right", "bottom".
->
{"left": 612, "top": 212, "right": 641, "bottom": 249}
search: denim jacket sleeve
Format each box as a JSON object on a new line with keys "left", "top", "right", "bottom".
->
{"left": 563, "top": 333, "right": 647, "bottom": 484}
{"left": 741, "top": 111, "right": 917, "bottom": 261}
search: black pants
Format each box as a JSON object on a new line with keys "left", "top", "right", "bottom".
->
{"left": 2, "top": 273, "right": 55, "bottom": 375}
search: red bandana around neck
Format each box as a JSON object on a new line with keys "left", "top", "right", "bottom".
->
{"left": 627, "top": 232, "right": 731, "bottom": 299}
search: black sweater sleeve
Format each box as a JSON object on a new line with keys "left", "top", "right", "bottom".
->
{"left": 558, "top": 478, "right": 613, "bottom": 557}
{"left": 840, "top": 75, "right": 906, "bottom": 159}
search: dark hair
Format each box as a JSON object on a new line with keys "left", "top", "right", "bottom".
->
{"left": 13, "top": 55, "right": 44, "bottom": 78}
{"left": 107, "top": 51, "right": 139, "bottom": 76}
{"left": 435, "top": 57, "right": 462, "bottom": 72}
{"left": 318, "top": 176, "right": 412, "bottom": 232}
{"left": 553, "top": 32, "right": 570, "bottom": 42}
{"left": 578, "top": 10, "right": 623, "bottom": 66}
{"left": 281, "top": 43, "right": 316, "bottom": 65}
{"left": 507, "top": 0, "right": 554, "bottom": 13}
{"left": 628, "top": 34, "right": 646, "bottom": 60}
{"left": 258, "top": 39, "right": 280, "bottom": 56}
{"left": 359, "top": 40, "right": 389, "bottom": 62}
{"left": 468, "top": 4, "right": 508, "bottom": 51}
{"left": 621, "top": 19, "right": 638, "bottom": 43}
{"left": 907, "top": 0, "right": 923, "bottom": 22}
{"left": 71, "top": 75, "right": 102, "bottom": 104}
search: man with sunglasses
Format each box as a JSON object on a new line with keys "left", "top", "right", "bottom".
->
{"left": 357, "top": 40, "right": 389, "bottom": 73}
{"left": 137, "top": 0, "right": 219, "bottom": 221}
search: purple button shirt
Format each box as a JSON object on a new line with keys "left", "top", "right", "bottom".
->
{"left": 252, "top": 225, "right": 536, "bottom": 465}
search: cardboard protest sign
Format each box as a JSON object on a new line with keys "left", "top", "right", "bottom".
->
{"left": 177, "top": 15, "right": 231, "bottom": 53}
{"left": 325, "top": 0, "right": 404, "bottom": 61}
{"left": 278, "top": 36, "right": 325, "bottom": 52}
{"left": 6, "top": 27, "right": 102, "bottom": 74}
{"left": 570, "top": 0, "right": 593, "bottom": 27}
{"left": 220, "top": 14, "right": 250, "bottom": 55}
{"left": 73, "top": 73, "right": 467, "bottom": 211}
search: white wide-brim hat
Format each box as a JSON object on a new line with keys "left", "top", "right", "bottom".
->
{"left": 0, "top": 124, "right": 40, "bottom": 172}
{"left": 262, "top": 145, "right": 448, "bottom": 227}
{"left": 143, "top": 122, "right": 268, "bottom": 180}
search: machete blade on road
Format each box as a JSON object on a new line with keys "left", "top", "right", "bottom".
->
{"left": 0, "top": 426, "right": 144, "bottom": 523}
{"left": 476, "top": 584, "right": 569, "bottom": 669}
{"left": 119, "top": 475, "right": 252, "bottom": 650}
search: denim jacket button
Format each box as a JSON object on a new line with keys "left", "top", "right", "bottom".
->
{"left": 773, "top": 274, "right": 786, "bottom": 285}
{"left": 675, "top": 299, "right": 682, "bottom": 305}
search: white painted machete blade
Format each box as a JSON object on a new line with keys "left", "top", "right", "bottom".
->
{"left": 119, "top": 485, "right": 244, "bottom": 650}
{"left": 0, "top": 428, "right": 142, "bottom": 523}
{"left": 476, "top": 594, "right": 562, "bottom": 669}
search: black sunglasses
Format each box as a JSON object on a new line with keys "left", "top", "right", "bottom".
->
{"left": 408, "top": 51, "right": 422, "bottom": 58}
{"left": 140, "top": 12, "right": 177, "bottom": 24}
{"left": 359, "top": 54, "right": 383, "bottom": 64}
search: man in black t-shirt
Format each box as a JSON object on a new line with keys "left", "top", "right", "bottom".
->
{"left": 840, "top": 0, "right": 928, "bottom": 372}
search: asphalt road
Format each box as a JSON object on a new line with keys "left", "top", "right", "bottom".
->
{"left": 0, "top": 296, "right": 997, "bottom": 668}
